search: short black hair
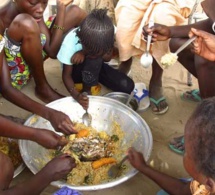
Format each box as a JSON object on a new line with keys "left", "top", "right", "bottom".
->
{"left": 76, "top": 9, "right": 114, "bottom": 56}
{"left": 186, "top": 97, "right": 215, "bottom": 180}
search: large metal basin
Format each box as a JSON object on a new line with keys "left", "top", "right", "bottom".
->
{"left": 19, "top": 96, "right": 152, "bottom": 191}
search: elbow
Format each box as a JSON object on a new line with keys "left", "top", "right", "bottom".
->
{"left": 47, "top": 51, "right": 57, "bottom": 59}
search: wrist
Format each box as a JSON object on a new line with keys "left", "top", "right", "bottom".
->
{"left": 69, "top": 88, "right": 80, "bottom": 101}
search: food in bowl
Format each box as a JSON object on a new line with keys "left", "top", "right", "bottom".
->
{"left": 0, "top": 137, "right": 23, "bottom": 169}
{"left": 53, "top": 122, "right": 128, "bottom": 185}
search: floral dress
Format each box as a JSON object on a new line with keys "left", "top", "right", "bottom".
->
{"left": 4, "top": 30, "right": 46, "bottom": 90}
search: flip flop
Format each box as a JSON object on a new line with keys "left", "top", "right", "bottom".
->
{"left": 181, "top": 89, "right": 201, "bottom": 102}
{"left": 169, "top": 136, "right": 184, "bottom": 155}
{"left": 150, "top": 97, "right": 169, "bottom": 115}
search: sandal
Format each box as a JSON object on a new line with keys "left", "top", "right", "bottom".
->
{"left": 150, "top": 97, "right": 169, "bottom": 115}
{"left": 181, "top": 89, "right": 201, "bottom": 102}
{"left": 169, "top": 136, "right": 184, "bottom": 155}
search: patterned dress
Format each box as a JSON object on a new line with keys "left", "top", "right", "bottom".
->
{"left": 3, "top": 30, "right": 46, "bottom": 90}
{"left": 0, "top": 34, "right": 5, "bottom": 53}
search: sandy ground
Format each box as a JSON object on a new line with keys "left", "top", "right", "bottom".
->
{"left": 4, "top": 56, "right": 198, "bottom": 195}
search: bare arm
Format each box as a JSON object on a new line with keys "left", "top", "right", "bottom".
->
{"left": 62, "top": 64, "right": 88, "bottom": 110}
{"left": 0, "top": 154, "right": 76, "bottom": 195}
{"left": 0, "top": 54, "right": 77, "bottom": 135}
{"left": 170, "top": 18, "right": 213, "bottom": 38}
{"left": 128, "top": 148, "right": 191, "bottom": 195}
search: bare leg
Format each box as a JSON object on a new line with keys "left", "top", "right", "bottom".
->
{"left": 170, "top": 38, "right": 215, "bottom": 99}
{"left": 7, "top": 14, "right": 63, "bottom": 103}
{"left": 118, "top": 57, "right": 132, "bottom": 74}
{"left": 149, "top": 59, "right": 168, "bottom": 114}
{"left": 0, "top": 152, "right": 14, "bottom": 190}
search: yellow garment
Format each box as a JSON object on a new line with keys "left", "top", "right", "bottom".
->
{"left": 115, "top": 0, "right": 197, "bottom": 67}
{"left": 73, "top": 0, "right": 116, "bottom": 24}
{"left": 190, "top": 180, "right": 210, "bottom": 195}
{"left": 74, "top": 83, "right": 101, "bottom": 95}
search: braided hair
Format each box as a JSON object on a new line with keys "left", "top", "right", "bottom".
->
{"left": 76, "top": 9, "right": 114, "bottom": 56}
{"left": 186, "top": 97, "right": 215, "bottom": 180}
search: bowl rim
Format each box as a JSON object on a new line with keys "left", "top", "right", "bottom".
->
{"left": 19, "top": 96, "right": 153, "bottom": 191}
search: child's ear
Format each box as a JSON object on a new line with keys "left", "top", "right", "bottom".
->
{"left": 205, "top": 178, "right": 215, "bottom": 193}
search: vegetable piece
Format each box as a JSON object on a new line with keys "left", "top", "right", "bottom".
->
{"left": 111, "top": 135, "right": 119, "bottom": 142}
{"left": 92, "top": 157, "right": 116, "bottom": 169}
{"left": 76, "top": 129, "right": 89, "bottom": 138}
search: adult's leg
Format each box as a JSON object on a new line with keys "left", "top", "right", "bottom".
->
{"left": 118, "top": 57, "right": 133, "bottom": 75}
{"left": 7, "top": 14, "right": 63, "bottom": 103}
{"left": 0, "top": 152, "right": 14, "bottom": 190}
{"left": 149, "top": 59, "right": 168, "bottom": 114}
{"left": 99, "top": 62, "right": 134, "bottom": 94}
{"left": 170, "top": 38, "right": 215, "bottom": 99}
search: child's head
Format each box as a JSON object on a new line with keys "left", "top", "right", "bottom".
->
{"left": 13, "top": 0, "right": 47, "bottom": 22}
{"left": 184, "top": 97, "right": 215, "bottom": 192}
{"left": 76, "top": 9, "right": 114, "bottom": 58}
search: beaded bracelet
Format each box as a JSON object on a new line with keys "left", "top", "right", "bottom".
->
{"left": 53, "top": 24, "right": 64, "bottom": 31}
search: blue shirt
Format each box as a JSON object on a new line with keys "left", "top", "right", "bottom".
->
{"left": 57, "top": 28, "right": 82, "bottom": 65}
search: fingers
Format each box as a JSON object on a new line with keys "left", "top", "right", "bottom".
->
{"left": 58, "top": 136, "right": 68, "bottom": 147}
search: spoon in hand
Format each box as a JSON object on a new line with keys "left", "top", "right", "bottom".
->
{"left": 108, "top": 155, "right": 128, "bottom": 178}
{"left": 140, "top": 19, "right": 154, "bottom": 68}
{"left": 81, "top": 92, "right": 92, "bottom": 126}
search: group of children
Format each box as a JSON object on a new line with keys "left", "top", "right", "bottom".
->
{"left": 0, "top": 0, "right": 215, "bottom": 194}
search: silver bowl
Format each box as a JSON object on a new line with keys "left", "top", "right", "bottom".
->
{"left": 104, "top": 92, "right": 139, "bottom": 111}
{"left": 14, "top": 163, "right": 25, "bottom": 178}
{"left": 19, "top": 96, "right": 152, "bottom": 191}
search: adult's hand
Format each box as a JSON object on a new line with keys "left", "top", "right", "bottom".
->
{"left": 48, "top": 110, "right": 77, "bottom": 135}
{"left": 41, "top": 154, "right": 76, "bottom": 181}
{"left": 190, "top": 28, "right": 215, "bottom": 61}
{"left": 34, "top": 129, "right": 68, "bottom": 149}
{"left": 142, "top": 23, "right": 171, "bottom": 42}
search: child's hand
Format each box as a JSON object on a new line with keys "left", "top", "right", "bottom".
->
{"left": 71, "top": 51, "right": 85, "bottom": 64}
{"left": 48, "top": 110, "right": 77, "bottom": 135}
{"left": 42, "top": 154, "right": 76, "bottom": 181}
{"left": 127, "top": 147, "right": 148, "bottom": 171}
{"left": 77, "top": 93, "right": 89, "bottom": 110}
{"left": 34, "top": 129, "right": 68, "bottom": 149}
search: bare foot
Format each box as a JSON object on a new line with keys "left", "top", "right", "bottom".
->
{"left": 149, "top": 84, "right": 168, "bottom": 114}
{"left": 169, "top": 136, "right": 185, "bottom": 154}
{"left": 35, "top": 86, "right": 65, "bottom": 103}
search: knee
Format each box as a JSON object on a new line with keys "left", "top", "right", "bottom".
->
{"left": 169, "top": 38, "right": 181, "bottom": 53}
{"left": 120, "top": 77, "right": 135, "bottom": 94}
{"left": 9, "top": 14, "right": 40, "bottom": 34}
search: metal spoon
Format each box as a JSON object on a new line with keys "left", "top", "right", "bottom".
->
{"left": 108, "top": 155, "right": 128, "bottom": 178}
{"left": 175, "top": 36, "right": 197, "bottom": 55}
{"left": 140, "top": 20, "right": 154, "bottom": 68}
{"left": 125, "top": 91, "right": 135, "bottom": 106}
{"left": 81, "top": 92, "right": 92, "bottom": 126}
